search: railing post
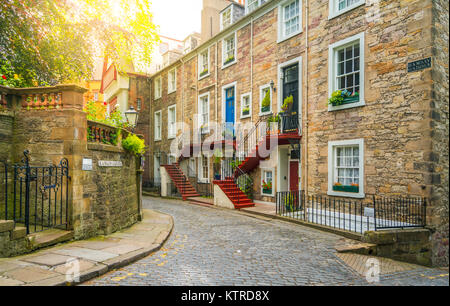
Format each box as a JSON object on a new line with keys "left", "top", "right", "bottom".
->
{"left": 372, "top": 195, "right": 377, "bottom": 231}
{"left": 23, "top": 150, "right": 31, "bottom": 235}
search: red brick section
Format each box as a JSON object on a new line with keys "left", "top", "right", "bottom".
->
{"left": 213, "top": 179, "right": 254, "bottom": 209}
{"left": 162, "top": 164, "right": 200, "bottom": 200}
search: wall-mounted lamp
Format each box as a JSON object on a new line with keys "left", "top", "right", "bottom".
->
{"left": 270, "top": 80, "right": 276, "bottom": 92}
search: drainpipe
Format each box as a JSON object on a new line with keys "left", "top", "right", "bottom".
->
{"left": 250, "top": 16, "right": 254, "bottom": 121}
{"left": 215, "top": 42, "right": 219, "bottom": 138}
{"left": 304, "top": 0, "right": 310, "bottom": 212}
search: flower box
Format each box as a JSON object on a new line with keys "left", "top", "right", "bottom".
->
{"left": 332, "top": 185, "right": 359, "bottom": 193}
{"left": 331, "top": 96, "right": 359, "bottom": 106}
{"left": 242, "top": 109, "right": 250, "bottom": 116}
{"left": 224, "top": 57, "right": 235, "bottom": 66}
{"left": 262, "top": 188, "right": 272, "bottom": 195}
{"left": 200, "top": 70, "right": 209, "bottom": 77}
{"left": 261, "top": 106, "right": 270, "bottom": 113}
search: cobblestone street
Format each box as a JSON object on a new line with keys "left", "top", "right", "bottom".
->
{"left": 86, "top": 197, "right": 449, "bottom": 286}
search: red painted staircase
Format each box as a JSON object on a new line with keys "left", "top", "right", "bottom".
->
{"left": 162, "top": 164, "right": 200, "bottom": 200}
{"left": 213, "top": 178, "right": 255, "bottom": 209}
{"left": 235, "top": 136, "right": 277, "bottom": 176}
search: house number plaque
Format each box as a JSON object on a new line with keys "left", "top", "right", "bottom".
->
{"left": 98, "top": 160, "right": 123, "bottom": 167}
{"left": 407, "top": 57, "right": 432, "bottom": 73}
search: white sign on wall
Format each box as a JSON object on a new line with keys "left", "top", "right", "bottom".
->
{"left": 98, "top": 160, "right": 123, "bottom": 167}
{"left": 82, "top": 158, "right": 93, "bottom": 171}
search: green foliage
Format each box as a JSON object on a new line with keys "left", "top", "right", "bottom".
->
{"left": 281, "top": 95, "right": 293, "bottom": 112}
{"left": 122, "top": 133, "right": 146, "bottom": 156}
{"left": 328, "top": 90, "right": 359, "bottom": 106}
{"left": 0, "top": 0, "right": 159, "bottom": 87}
{"left": 261, "top": 89, "right": 271, "bottom": 109}
{"left": 213, "top": 149, "right": 223, "bottom": 164}
{"left": 267, "top": 114, "right": 280, "bottom": 124}
{"left": 224, "top": 55, "right": 235, "bottom": 65}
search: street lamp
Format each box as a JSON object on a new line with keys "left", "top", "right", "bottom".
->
{"left": 124, "top": 105, "right": 139, "bottom": 131}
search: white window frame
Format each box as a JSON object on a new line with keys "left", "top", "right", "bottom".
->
{"left": 198, "top": 49, "right": 210, "bottom": 80}
{"left": 220, "top": 6, "right": 233, "bottom": 31}
{"left": 154, "top": 76, "right": 162, "bottom": 99}
{"left": 222, "top": 32, "right": 237, "bottom": 69}
{"left": 154, "top": 110, "right": 162, "bottom": 141}
{"left": 167, "top": 105, "right": 176, "bottom": 139}
{"left": 240, "top": 93, "right": 252, "bottom": 119}
{"left": 198, "top": 155, "right": 210, "bottom": 183}
{"left": 259, "top": 84, "right": 272, "bottom": 116}
{"left": 246, "top": 0, "right": 263, "bottom": 14}
{"left": 278, "top": 0, "right": 302, "bottom": 43}
{"left": 136, "top": 98, "right": 142, "bottom": 110}
{"left": 261, "top": 167, "right": 275, "bottom": 197}
{"left": 168, "top": 68, "right": 177, "bottom": 94}
{"left": 328, "top": 138, "right": 365, "bottom": 198}
{"left": 328, "top": 32, "right": 365, "bottom": 111}
{"left": 198, "top": 92, "right": 210, "bottom": 134}
{"left": 329, "top": 0, "right": 365, "bottom": 20}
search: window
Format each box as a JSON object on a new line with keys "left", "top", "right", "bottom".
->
{"left": 198, "top": 49, "right": 210, "bottom": 79}
{"left": 221, "top": 6, "right": 232, "bottom": 30}
{"left": 329, "top": 0, "right": 365, "bottom": 19}
{"left": 136, "top": 98, "right": 142, "bottom": 110}
{"left": 328, "top": 139, "right": 364, "bottom": 198}
{"left": 259, "top": 84, "right": 272, "bottom": 115}
{"left": 154, "top": 76, "right": 162, "bottom": 99}
{"left": 278, "top": 0, "right": 301, "bottom": 42}
{"left": 246, "top": 0, "right": 264, "bottom": 14}
{"left": 199, "top": 155, "right": 209, "bottom": 182}
{"left": 168, "top": 105, "right": 176, "bottom": 139}
{"left": 93, "top": 92, "right": 99, "bottom": 101}
{"left": 261, "top": 168, "right": 274, "bottom": 196}
{"left": 168, "top": 68, "right": 176, "bottom": 93}
{"left": 241, "top": 93, "right": 251, "bottom": 118}
{"left": 154, "top": 111, "right": 162, "bottom": 141}
{"left": 222, "top": 33, "right": 237, "bottom": 68}
{"left": 198, "top": 93, "right": 210, "bottom": 134}
{"left": 328, "top": 32, "right": 365, "bottom": 111}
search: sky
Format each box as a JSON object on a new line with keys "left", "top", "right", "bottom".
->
{"left": 151, "top": 0, "right": 203, "bottom": 40}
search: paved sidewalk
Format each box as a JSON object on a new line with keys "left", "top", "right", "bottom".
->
{"left": 0, "top": 209, "right": 173, "bottom": 286}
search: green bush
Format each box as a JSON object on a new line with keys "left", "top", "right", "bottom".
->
{"left": 122, "top": 134, "right": 146, "bottom": 155}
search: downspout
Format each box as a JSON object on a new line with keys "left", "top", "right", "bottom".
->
{"left": 215, "top": 42, "right": 219, "bottom": 139}
{"left": 304, "top": 0, "right": 309, "bottom": 202}
{"left": 250, "top": 16, "right": 254, "bottom": 121}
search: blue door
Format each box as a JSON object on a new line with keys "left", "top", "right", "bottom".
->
{"left": 225, "top": 87, "right": 235, "bottom": 136}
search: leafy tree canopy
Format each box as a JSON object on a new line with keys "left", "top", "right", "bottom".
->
{"left": 0, "top": 0, "right": 159, "bottom": 88}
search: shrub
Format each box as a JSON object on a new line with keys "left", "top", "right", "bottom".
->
{"left": 261, "top": 89, "right": 271, "bottom": 109}
{"left": 122, "top": 134, "right": 146, "bottom": 155}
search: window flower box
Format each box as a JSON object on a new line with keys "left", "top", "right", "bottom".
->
{"left": 329, "top": 90, "right": 359, "bottom": 106}
{"left": 224, "top": 56, "right": 235, "bottom": 66}
{"left": 332, "top": 184, "right": 359, "bottom": 193}
{"left": 200, "top": 69, "right": 209, "bottom": 77}
{"left": 242, "top": 108, "right": 250, "bottom": 116}
{"left": 261, "top": 105, "right": 270, "bottom": 113}
{"left": 262, "top": 188, "right": 272, "bottom": 195}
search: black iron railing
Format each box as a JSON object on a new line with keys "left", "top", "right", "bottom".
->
{"left": 143, "top": 178, "right": 161, "bottom": 195}
{"left": 276, "top": 191, "right": 426, "bottom": 234}
{"left": 1, "top": 151, "right": 70, "bottom": 234}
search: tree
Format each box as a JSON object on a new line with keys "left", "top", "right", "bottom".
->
{"left": 0, "top": 0, "right": 159, "bottom": 88}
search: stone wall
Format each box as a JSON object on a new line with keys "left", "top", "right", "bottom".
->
{"left": 0, "top": 220, "right": 29, "bottom": 257}
{"left": 0, "top": 113, "right": 13, "bottom": 161}
{"left": 76, "top": 143, "right": 139, "bottom": 239}
{"left": 0, "top": 85, "right": 141, "bottom": 242}
{"left": 430, "top": 0, "right": 449, "bottom": 267}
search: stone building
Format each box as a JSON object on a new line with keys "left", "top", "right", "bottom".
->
{"left": 143, "top": 0, "right": 448, "bottom": 266}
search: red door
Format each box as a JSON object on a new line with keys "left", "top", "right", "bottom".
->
{"left": 289, "top": 161, "right": 299, "bottom": 191}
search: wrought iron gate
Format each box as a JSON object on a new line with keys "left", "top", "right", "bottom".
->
{"left": 1, "top": 150, "right": 70, "bottom": 234}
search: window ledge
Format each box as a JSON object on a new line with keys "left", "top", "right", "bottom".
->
{"left": 328, "top": 2, "right": 365, "bottom": 20}
{"left": 154, "top": 96, "right": 162, "bottom": 101}
{"left": 198, "top": 73, "right": 210, "bottom": 81}
{"left": 221, "top": 60, "right": 237, "bottom": 70}
{"left": 168, "top": 90, "right": 176, "bottom": 95}
{"left": 154, "top": 138, "right": 161, "bottom": 142}
{"left": 168, "top": 135, "right": 175, "bottom": 140}
{"left": 327, "top": 190, "right": 365, "bottom": 199}
{"left": 277, "top": 29, "right": 303, "bottom": 44}
{"left": 240, "top": 114, "right": 251, "bottom": 119}
{"left": 328, "top": 100, "right": 365, "bottom": 111}
{"left": 259, "top": 111, "right": 272, "bottom": 117}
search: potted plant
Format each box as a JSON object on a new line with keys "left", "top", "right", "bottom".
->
{"left": 328, "top": 90, "right": 359, "bottom": 106}
{"left": 332, "top": 182, "right": 359, "bottom": 193}
{"left": 224, "top": 55, "right": 235, "bottom": 66}
{"left": 281, "top": 95, "right": 293, "bottom": 113}
{"left": 242, "top": 106, "right": 250, "bottom": 116}
{"left": 262, "top": 180, "right": 272, "bottom": 195}
{"left": 200, "top": 68, "right": 208, "bottom": 77}
{"left": 261, "top": 90, "right": 270, "bottom": 113}
{"left": 267, "top": 114, "right": 280, "bottom": 134}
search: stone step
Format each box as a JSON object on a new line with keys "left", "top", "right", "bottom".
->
{"left": 335, "top": 243, "right": 378, "bottom": 256}
{"left": 28, "top": 229, "right": 74, "bottom": 251}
